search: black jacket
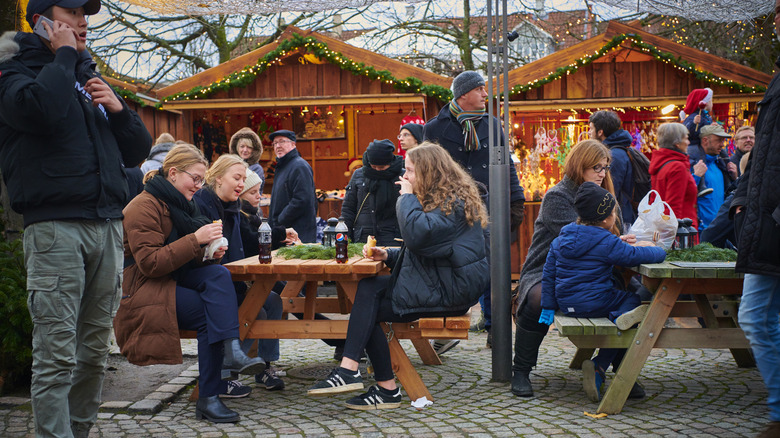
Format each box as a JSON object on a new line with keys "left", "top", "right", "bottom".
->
{"left": 268, "top": 148, "right": 317, "bottom": 243}
{"left": 238, "top": 200, "right": 287, "bottom": 257}
{"left": 386, "top": 194, "right": 488, "bottom": 316}
{"left": 0, "top": 32, "right": 151, "bottom": 227}
{"left": 423, "top": 105, "right": 525, "bottom": 205}
{"left": 731, "top": 57, "right": 780, "bottom": 276}
{"left": 340, "top": 165, "right": 403, "bottom": 246}
{"left": 193, "top": 188, "right": 244, "bottom": 263}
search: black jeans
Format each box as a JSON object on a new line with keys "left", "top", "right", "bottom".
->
{"left": 343, "top": 276, "right": 467, "bottom": 381}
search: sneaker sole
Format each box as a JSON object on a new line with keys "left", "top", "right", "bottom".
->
{"left": 345, "top": 401, "right": 401, "bottom": 410}
{"left": 434, "top": 340, "right": 460, "bottom": 355}
{"left": 616, "top": 305, "right": 649, "bottom": 331}
{"left": 222, "top": 362, "right": 266, "bottom": 381}
{"left": 219, "top": 391, "right": 251, "bottom": 399}
{"left": 263, "top": 383, "right": 285, "bottom": 391}
{"left": 307, "top": 382, "right": 364, "bottom": 395}
{"left": 582, "top": 360, "right": 600, "bottom": 402}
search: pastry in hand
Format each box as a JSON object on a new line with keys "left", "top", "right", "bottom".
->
{"left": 366, "top": 235, "right": 376, "bottom": 257}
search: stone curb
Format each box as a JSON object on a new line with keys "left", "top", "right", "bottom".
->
{"left": 99, "top": 364, "right": 198, "bottom": 414}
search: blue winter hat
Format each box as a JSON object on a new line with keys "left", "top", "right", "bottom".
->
{"left": 26, "top": 0, "right": 101, "bottom": 28}
{"left": 268, "top": 130, "right": 296, "bottom": 143}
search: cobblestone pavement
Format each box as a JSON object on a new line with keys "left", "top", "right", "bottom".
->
{"left": 0, "top": 312, "right": 769, "bottom": 437}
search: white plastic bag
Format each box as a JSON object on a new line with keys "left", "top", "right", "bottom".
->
{"left": 203, "top": 237, "right": 228, "bottom": 261}
{"left": 627, "top": 190, "right": 677, "bottom": 250}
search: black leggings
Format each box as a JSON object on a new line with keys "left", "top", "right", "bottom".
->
{"left": 344, "top": 276, "right": 467, "bottom": 381}
{"left": 518, "top": 283, "right": 549, "bottom": 334}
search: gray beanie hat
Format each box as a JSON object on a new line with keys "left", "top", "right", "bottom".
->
{"left": 451, "top": 71, "right": 485, "bottom": 100}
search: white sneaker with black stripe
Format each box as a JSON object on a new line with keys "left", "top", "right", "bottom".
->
{"left": 345, "top": 384, "right": 402, "bottom": 410}
{"left": 307, "top": 367, "right": 363, "bottom": 395}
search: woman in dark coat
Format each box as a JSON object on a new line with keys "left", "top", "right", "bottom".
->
{"left": 307, "top": 142, "right": 489, "bottom": 410}
{"left": 340, "top": 139, "right": 404, "bottom": 246}
{"left": 116, "top": 144, "right": 265, "bottom": 424}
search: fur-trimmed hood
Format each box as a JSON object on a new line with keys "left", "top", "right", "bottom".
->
{"left": 229, "top": 127, "right": 263, "bottom": 165}
{"left": 0, "top": 32, "right": 20, "bottom": 64}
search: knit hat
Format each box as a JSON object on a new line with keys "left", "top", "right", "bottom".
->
{"left": 680, "top": 88, "right": 713, "bottom": 119}
{"left": 26, "top": 0, "right": 100, "bottom": 27}
{"left": 451, "top": 71, "right": 485, "bottom": 100}
{"left": 269, "top": 130, "right": 296, "bottom": 143}
{"left": 400, "top": 123, "right": 424, "bottom": 143}
{"left": 699, "top": 124, "right": 730, "bottom": 138}
{"left": 241, "top": 169, "right": 262, "bottom": 195}
{"left": 366, "top": 139, "right": 396, "bottom": 165}
{"left": 574, "top": 182, "right": 616, "bottom": 222}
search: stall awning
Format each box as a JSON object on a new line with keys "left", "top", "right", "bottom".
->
{"left": 507, "top": 93, "right": 764, "bottom": 112}
{"left": 160, "top": 94, "right": 427, "bottom": 111}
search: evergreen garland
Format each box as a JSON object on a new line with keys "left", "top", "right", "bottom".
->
{"left": 276, "top": 242, "right": 366, "bottom": 260}
{"left": 665, "top": 242, "right": 738, "bottom": 262}
{"left": 158, "top": 33, "right": 452, "bottom": 107}
{"left": 510, "top": 33, "right": 766, "bottom": 96}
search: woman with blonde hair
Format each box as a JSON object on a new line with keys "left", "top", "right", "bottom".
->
{"left": 115, "top": 144, "right": 265, "bottom": 424}
{"left": 511, "top": 139, "right": 641, "bottom": 398}
{"left": 307, "top": 142, "right": 489, "bottom": 409}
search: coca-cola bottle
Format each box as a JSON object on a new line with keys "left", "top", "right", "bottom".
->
{"left": 258, "top": 218, "right": 272, "bottom": 264}
{"left": 335, "top": 217, "right": 349, "bottom": 264}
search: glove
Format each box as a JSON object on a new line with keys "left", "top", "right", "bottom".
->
{"left": 510, "top": 200, "right": 525, "bottom": 230}
{"left": 538, "top": 308, "right": 555, "bottom": 326}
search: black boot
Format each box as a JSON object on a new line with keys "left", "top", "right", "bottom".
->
{"left": 195, "top": 395, "right": 240, "bottom": 423}
{"left": 222, "top": 338, "right": 266, "bottom": 380}
{"left": 511, "top": 326, "right": 547, "bottom": 397}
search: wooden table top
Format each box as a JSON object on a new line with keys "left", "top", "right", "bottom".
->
{"left": 224, "top": 255, "right": 386, "bottom": 276}
{"left": 633, "top": 261, "right": 743, "bottom": 279}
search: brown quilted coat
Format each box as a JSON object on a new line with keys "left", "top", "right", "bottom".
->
{"left": 113, "top": 191, "right": 204, "bottom": 365}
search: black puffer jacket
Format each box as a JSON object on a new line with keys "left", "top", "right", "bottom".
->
{"left": 385, "top": 194, "right": 489, "bottom": 316}
{"left": 340, "top": 160, "right": 403, "bottom": 246}
{"left": 0, "top": 32, "right": 151, "bottom": 227}
{"left": 268, "top": 148, "right": 317, "bottom": 243}
{"left": 731, "top": 57, "right": 780, "bottom": 276}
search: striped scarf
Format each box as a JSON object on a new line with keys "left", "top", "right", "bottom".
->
{"left": 449, "top": 100, "right": 485, "bottom": 151}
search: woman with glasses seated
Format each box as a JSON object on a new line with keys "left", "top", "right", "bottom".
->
{"left": 115, "top": 144, "right": 266, "bottom": 424}
{"left": 511, "top": 140, "right": 645, "bottom": 399}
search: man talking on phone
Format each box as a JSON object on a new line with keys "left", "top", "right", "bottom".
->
{"left": 0, "top": 1, "right": 151, "bottom": 436}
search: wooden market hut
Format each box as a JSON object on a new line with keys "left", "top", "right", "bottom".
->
{"left": 503, "top": 21, "right": 773, "bottom": 267}
{"left": 103, "top": 76, "right": 185, "bottom": 140}
{"left": 154, "top": 26, "right": 451, "bottom": 193}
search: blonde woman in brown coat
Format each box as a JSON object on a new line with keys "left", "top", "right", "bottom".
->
{"left": 114, "top": 144, "right": 264, "bottom": 423}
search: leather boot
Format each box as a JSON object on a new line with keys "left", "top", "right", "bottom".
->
{"left": 195, "top": 395, "right": 240, "bottom": 423}
{"left": 511, "top": 326, "right": 547, "bottom": 397}
{"left": 222, "top": 338, "right": 266, "bottom": 380}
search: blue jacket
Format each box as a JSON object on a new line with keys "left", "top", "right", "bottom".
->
{"left": 423, "top": 105, "right": 525, "bottom": 205}
{"left": 541, "top": 223, "right": 666, "bottom": 316}
{"left": 0, "top": 32, "right": 151, "bottom": 227}
{"left": 683, "top": 110, "right": 711, "bottom": 148}
{"left": 268, "top": 148, "right": 317, "bottom": 243}
{"left": 385, "top": 194, "right": 489, "bottom": 316}
{"left": 602, "top": 130, "right": 636, "bottom": 226}
{"left": 193, "top": 188, "right": 244, "bottom": 263}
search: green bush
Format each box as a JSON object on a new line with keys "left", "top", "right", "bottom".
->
{"left": 0, "top": 206, "right": 31, "bottom": 392}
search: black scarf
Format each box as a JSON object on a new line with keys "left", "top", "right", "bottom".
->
{"left": 144, "top": 173, "right": 210, "bottom": 278}
{"left": 361, "top": 154, "right": 405, "bottom": 220}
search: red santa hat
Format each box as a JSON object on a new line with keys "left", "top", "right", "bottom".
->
{"left": 680, "top": 88, "right": 713, "bottom": 119}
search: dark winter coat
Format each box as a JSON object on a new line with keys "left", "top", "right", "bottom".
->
{"left": 340, "top": 166, "right": 403, "bottom": 246}
{"left": 268, "top": 148, "right": 317, "bottom": 243}
{"left": 423, "top": 105, "right": 525, "bottom": 204}
{"left": 649, "top": 147, "right": 699, "bottom": 229}
{"left": 239, "top": 200, "right": 287, "bottom": 257}
{"left": 731, "top": 57, "right": 780, "bottom": 276}
{"left": 0, "top": 32, "right": 151, "bottom": 227}
{"left": 384, "top": 194, "right": 488, "bottom": 316}
{"left": 602, "top": 129, "right": 636, "bottom": 226}
{"left": 541, "top": 223, "right": 666, "bottom": 316}
{"left": 193, "top": 188, "right": 244, "bottom": 263}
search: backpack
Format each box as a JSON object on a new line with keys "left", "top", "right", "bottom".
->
{"left": 613, "top": 146, "right": 651, "bottom": 211}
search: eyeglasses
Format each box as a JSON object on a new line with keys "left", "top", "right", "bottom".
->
{"left": 272, "top": 139, "right": 292, "bottom": 146}
{"left": 179, "top": 169, "right": 204, "bottom": 187}
{"left": 397, "top": 133, "right": 411, "bottom": 139}
{"left": 592, "top": 164, "right": 611, "bottom": 173}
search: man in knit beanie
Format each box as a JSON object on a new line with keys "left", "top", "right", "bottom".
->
{"left": 423, "top": 70, "right": 526, "bottom": 353}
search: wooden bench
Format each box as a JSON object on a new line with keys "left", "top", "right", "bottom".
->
{"left": 553, "top": 313, "right": 637, "bottom": 370}
{"left": 178, "top": 310, "right": 471, "bottom": 402}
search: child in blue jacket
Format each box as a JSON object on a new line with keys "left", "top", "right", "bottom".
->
{"left": 538, "top": 182, "right": 666, "bottom": 402}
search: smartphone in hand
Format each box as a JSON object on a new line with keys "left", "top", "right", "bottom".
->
{"left": 33, "top": 16, "right": 54, "bottom": 41}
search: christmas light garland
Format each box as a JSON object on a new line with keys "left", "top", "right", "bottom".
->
{"left": 509, "top": 33, "right": 767, "bottom": 96}
{"left": 156, "top": 33, "right": 452, "bottom": 108}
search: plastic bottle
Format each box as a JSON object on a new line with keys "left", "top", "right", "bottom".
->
{"left": 258, "top": 218, "right": 272, "bottom": 264}
{"left": 322, "top": 217, "right": 339, "bottom": 247}
{"left": 335, "top": 217, "right": 349, "bottom": 263}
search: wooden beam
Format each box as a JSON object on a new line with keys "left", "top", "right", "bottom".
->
{"left": 160, "top": 94, "right": 427, "bottom": 110}
{"left": 508, "top": 93, "right": 763, "bottom": 111}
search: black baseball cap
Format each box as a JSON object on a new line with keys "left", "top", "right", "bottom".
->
{"left": 27, "top": 0, "right": 101, "bottom": 28}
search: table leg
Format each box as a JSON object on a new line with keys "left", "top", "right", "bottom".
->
{"left": 598, "top": 278, "right": 684, "bottom": 414}
{"left": 386, "top": 333, "right": 433, "bottom": 402}
{"left": 569, "top": 348, "right": 596, "bottom": 370}
{"left": 238, "top": 280, "right": 274, "bottom": 341}
{"left": 410, "top": 339, "right": 442, "bottom": 366}
{"left": 303, "top": 281, "right": 318, "bottom": 320}
{"left": 336, "top": 282, "right": 357, "bottom": 314}
{"left": 693, "top": 295, "right": 755, "bottom": 368}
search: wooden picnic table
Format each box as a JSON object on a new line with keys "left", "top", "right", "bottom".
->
{"left": 595, "top": 261, "right": 754, "bottom": 414}
{"left": 223, "top": 253, "right": 456, "bottom": 402}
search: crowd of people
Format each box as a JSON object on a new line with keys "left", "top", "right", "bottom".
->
{"left": 1, "top": 0, "right": 778, "bottom": 434}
